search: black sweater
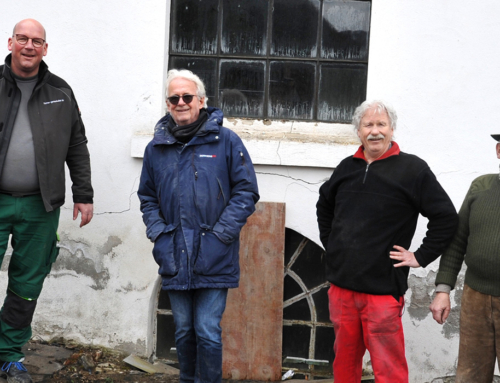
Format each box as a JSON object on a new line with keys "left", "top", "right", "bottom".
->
{"left": 316, "top": 143, "right": 458, "bottom": 297}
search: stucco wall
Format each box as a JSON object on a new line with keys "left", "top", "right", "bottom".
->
{"left": 0, "top": 0, "right": 167, "bottom": 356}
{"left": 369, "top": 1, "right": 500, "bottom": 381}
{"left": 1, "top": 1, "right": 499, "bottom": 382}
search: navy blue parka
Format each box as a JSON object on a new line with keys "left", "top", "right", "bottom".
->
{"left": 138, "top": 107, "right": 259, "bottom": 290}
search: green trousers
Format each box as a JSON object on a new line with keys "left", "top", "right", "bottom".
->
{"left": 0, "top": 193, "right": 60, "bottom": 361}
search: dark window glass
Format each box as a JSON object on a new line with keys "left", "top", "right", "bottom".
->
{"left": 283, "top": 229, "right": 333, "bottom": 378}
{"left": 157, "top": 289, "right": 171, "bottom": 310}
{"left": 219, "top": 60, "right": 265, "bottom": 117}
{"left": 314, "top": 288, "right": 331, "bottom": 323}
{"left": 168, "top": 57, "right": 217, "bottom": 102}
{"left": 269, "top": 61, "right": 315, "bottom": 119}
{"left": 318, "top": 63, "right": 367, "bottom": 122}
{"left": 156, "top": 313, "right": 177, "bottom": 360}
{"left": 271, "top": 0, "right": 320, "bottom": 58}
{"left": 221, "top": 0, "right": 268, "bottom": 56}
{"left": 170, "top": 0, "right": 218, "bottom": 54}
{"left": 283, "top": 298, "right": 311, "bottom": 321}
{"left": 168, "top": 0, "right": 371, "bottom": 123}
{"left": 315, "top": 326, "right": 335, "bottom": 364}
{"left": 282, "top": 325, "right": 310, "bottom": 360}
{"left": 288, "top": 243, "right": 326, "bottom": 291}
{"left": 322, "top": 0, "right": 371, "bottom": 60}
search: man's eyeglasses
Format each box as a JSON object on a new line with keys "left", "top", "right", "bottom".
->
{"left": 14, "top": 34, "right": 45, "bottom": 48}
{"left": 167, "top": 94, "right": 197, "bottom": 105}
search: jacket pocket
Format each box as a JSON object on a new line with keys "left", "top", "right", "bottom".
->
{"left": 153, "top": 226, "right": 179, "bottom": 276}
{"left": 194, "top": 230, "right": 234, "bottom": 276}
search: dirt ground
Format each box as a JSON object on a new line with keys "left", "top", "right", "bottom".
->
{"left": 22, "top": 339, "right": 179, "bottom": 383}
{"left": 22, "top": 339, "right": 377, "bottom": 383}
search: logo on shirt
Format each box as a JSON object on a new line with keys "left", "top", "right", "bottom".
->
{"left": 199, "top": 154, "right": 216, "bottom": 158}
{"left": 43, "top": 99, "right": 65, "bottom": 105}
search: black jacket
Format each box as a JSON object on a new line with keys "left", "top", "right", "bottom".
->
{"left": 316, "top": 142, "right": 458, "bottom": 297}
{"left": 0, "top": 55, "right": 93, "bottom": 211}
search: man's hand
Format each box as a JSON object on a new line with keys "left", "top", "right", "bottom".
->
{"left": 389, "top": 245, "right": 420, "bottom": 268}
{"left": 73, "top": 203, "right": 94, "bottom": 227}
{"left": 429, "top": 292, "right": 451, "bottom": 324}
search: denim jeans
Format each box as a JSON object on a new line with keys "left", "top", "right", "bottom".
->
{"left": 168, "top": 288, "right": 228, "bottom": 383}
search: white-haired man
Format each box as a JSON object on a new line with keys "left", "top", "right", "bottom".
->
{"left": 138, "top": 69, "right": 259, "bottom": 382}
{"left": 316, "top": 100, "right": 457, "bottom": 383}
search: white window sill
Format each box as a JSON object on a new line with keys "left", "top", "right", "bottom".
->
{"left": 131, "top": 118, "right": 360, "bottom": 168}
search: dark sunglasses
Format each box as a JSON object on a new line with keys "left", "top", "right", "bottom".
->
{"left": 167, "top": 94, "right": 197, "bottom": 105}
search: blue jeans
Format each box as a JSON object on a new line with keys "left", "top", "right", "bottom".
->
{"left": 168, "top": 288, "right": 228, "bottom": 383}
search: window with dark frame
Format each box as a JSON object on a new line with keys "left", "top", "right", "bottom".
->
{"left": 168, "top": 0, "right": 371, "bottom": 123}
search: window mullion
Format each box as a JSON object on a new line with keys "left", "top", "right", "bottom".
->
{"left": 264, "top": 0, "right": 274, "bottom": 120}
{"left": 313, "top": 0, "right": 325, "bottom": 121}
{"left": 215, "top": 0, "right": 224, "bottom": 108}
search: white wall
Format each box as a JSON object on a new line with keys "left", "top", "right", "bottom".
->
{"left": 369, "top": 1, "right": 500, "bottom": 381}
{"left": 1, "top": 1, "right": 498, "bottom": 381}
{"left": 0, "top": 0, "right": 167, "bottom": 355}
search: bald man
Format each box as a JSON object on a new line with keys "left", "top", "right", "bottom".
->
{"left": 0, "top": 19, "right": 93, "bottom": 383}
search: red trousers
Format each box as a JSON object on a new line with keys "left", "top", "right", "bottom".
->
{"left": 328, "top": 284, "right": 408, "bottom": 383}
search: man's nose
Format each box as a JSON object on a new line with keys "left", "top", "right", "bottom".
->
{"left": 177, "top": 97, "right": 186, "bottom": 106}
{"left": 24, "top": 38, "right": 35, "bottom": 49}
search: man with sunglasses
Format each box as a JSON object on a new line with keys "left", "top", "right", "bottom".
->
{"left": 0, "top": 19, "right": 93, "bottom": 383}
{"left": 138, "top": 69, "right": 259, "bottom": 383}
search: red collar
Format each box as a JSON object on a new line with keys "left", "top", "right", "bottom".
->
{"left": 353, "top": 141, "right": 400, "bottom": 162}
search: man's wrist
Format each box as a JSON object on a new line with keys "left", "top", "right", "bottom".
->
{"left": 435, "top": 284, "right": 451, "bottom": 294}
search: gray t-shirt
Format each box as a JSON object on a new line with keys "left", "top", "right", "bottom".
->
{"left": 0, "top": 74, "right": 40, "bottom": 195}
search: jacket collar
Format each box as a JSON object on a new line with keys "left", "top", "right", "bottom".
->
{"left": 353, "top": 141, "right": 401, "bottom": 162}
{"left": 2, "top": 54, "right": 49, "bottom": 85}
{"left": 152, "top": 107, "right": 224, "bottom": 146}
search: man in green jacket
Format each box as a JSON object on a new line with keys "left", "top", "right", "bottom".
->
{"left": 0, "top": 19, "right": 93, "bottom": 383}
{"left": 430, "top": 134, "right": 500, "bottom": 383}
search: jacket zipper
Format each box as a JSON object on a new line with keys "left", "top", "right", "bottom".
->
{"left": 363, "top": 163, "right": 370, "bottom": 184}
{"left": 191, "top": 147, "right": 198, "bottom": 180}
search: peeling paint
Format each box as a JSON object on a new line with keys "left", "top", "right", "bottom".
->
{"left": 115, "top": 282, "right": 149, "bottom": 293}
{"left": 407, "top": 266, "right": 466, "bottom": 340}
{"left": 98, "top": 236, "right": 123, "bottom": 255}
{"left": 442, "top": 272, "right": 465, "bottom": 339}
{"left": 408, "top": 271, "right": 437, "bottom": 321}
{"left": 51, "top": 238, "right": 110, "bottom": 291}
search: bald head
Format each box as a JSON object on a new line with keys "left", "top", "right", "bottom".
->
{"left": 8, "top": 18, "right": 48, "bottom": 77}
{"left": 13, "top": 19, "right": 46, "bottom": 40}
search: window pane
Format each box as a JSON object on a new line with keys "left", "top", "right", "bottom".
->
{"left": 269, "top": 61, "right": 315, "bottom": 120}
{"left": 219, "top": 60, "right": 265, "bottom": 118}
{"left": 318, "top": 63, "right": 367, "bottom": 122}
{"left": 156, "top": 313, "right": 177, "bottom": 359}
{"left": 168, "top": 57, "right": 217, "bottom": 102}
{"left": 321, "top": 0, "right": 370, "bottom": 61}
{"left": 271, "top": 0, "right": 320, "bottom": 58}
{"left": 170, "top": 0, "right": 218, "bottom": 54}
{"left": 221, "top": 0, "right": 268, "bottom": 56}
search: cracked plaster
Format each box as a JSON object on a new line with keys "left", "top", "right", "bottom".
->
{"left": 407, "top": 266, "right": 466, "bottom": 339}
